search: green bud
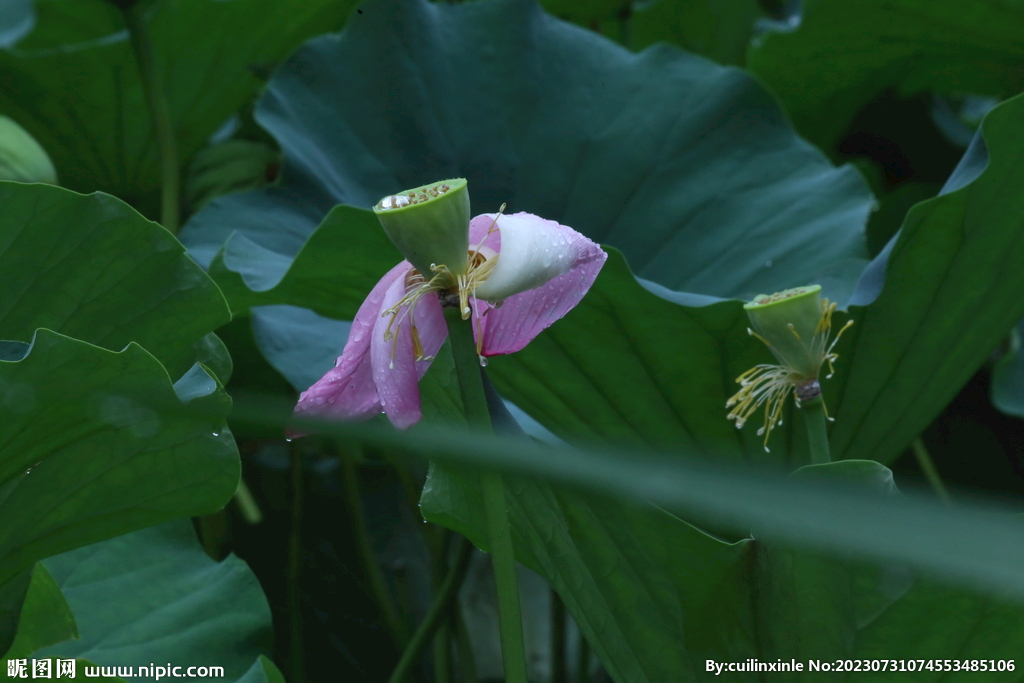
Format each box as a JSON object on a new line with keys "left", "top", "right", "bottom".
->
{"left": 744, "top": 285, "right": 824, "bottom": 379}
{"left": 373, "top": 179, "right": 470, "bottom": 278}
{"left": 0, "top": 116, "right": 57, "bottom": 185}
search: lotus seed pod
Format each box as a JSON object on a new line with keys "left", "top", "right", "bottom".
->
{"left": 373, "top": 179, "right": 470, "bottom": 279}
{"left": 0, "top": 116, "right": 57, "bottom": 185}
{"left": 744, "top": 285, "right": 824, "bottom": 379}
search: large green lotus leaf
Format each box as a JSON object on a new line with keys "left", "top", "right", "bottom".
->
{"left": 208, "top": 205, "right": 399, "bottom": 321}
{"left": 0, "top": 0, "right": 357, "bottom": 208}
{"left": 629, "top": 0, "right": 764, "bottom": 66}
{"left": 419, "top": 383, "right": 756, "bottom": 683}
{"left": 0, "top": 182, "right": 229, "bottom": 379}
{"left": 420, "top": 417, "right": 1020, "bottom": 681}
{"left": 37, "top": 520, "right": 272, "bottom": 682}
{"left": 181, "top": 0, "right": 872, "bottom": 303}
{"left": 851, "top": 582, "right": 1024, "bottom": 681}
{"left": 0, "top": 329, "right": 238, "bottom": 588}
{"left": 489, "top": 248, "right": 812, "bottom": 464}
{"left": 490, "top": 92, "right": 1024, "bottom": 468}
{"left": 747, "top": 0, "right": 1024, "bottom": 150}
{"left": 244, "top": 391, "right": 1024, "bottom": 673}
{"left": 827, "top": 93, "right": 1024, "bottom": 464}
{"left": 424, "top": 463, "right": 756, "bottom": 683}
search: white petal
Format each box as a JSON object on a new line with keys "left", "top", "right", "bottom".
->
{"left": 473, "top": 213, "right": 575, "bottom": 301}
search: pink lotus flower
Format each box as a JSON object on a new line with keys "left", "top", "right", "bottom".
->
{"left": 294, "top": 211, "right": 607, "bottom": 429}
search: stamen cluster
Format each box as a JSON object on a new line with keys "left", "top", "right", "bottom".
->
{"left": 726, "top": 293, "right": 853, "bottom": 452}
{"left": 380, "top": 210, "right": 504, "bottom": 367}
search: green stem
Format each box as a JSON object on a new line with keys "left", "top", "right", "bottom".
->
{"left": 577, "top": 630, "right": 590, "bottom": 683}
{"left": 912, "top": 437, "right": 951, "bottom": 505}
{"left": 443, "top": 307, "right": 529, "bottom": 683}
{"left": 287, "top": 442, "right": 305, "bottom": 683}
{"left": 122, "top": 3, "right": 180, "bottom": 233}
{"left": 388, "top": 535, "right": 474, "bottom": 683}
{"left": 802, "top": 397, "right": 831, "bottom": 465}
{"left": 341, "top": 446, "right": 409, "bottom": 648}
{"left": 233, "top": 477, "right": 263, "bottom": 525}
{"left": 453, "top": 598, "right": 478, "bottom": 683}
{"left": 551, "top": 588, "right": 567, "bottom": 683}
{"left": 433, "top": 529, "right": 454, "bottom": 683}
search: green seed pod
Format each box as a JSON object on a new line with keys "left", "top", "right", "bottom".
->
{"left": 373, "top": 179, "right": 470, "bottom": 278}
{"left": 0, "top": 116, "right": 57, "bottom": 185}
{"left": 744, "top": 285, "right": 824, "bottom": 379}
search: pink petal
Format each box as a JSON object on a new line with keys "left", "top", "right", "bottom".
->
{"left": 414, "top": 291, "right": 448, "bottom": 380}
{"left": 476, "top": 214, "right": 606, "bottom": 356}
{"left": 293, "top": 261, "right": 410, "bottom": 425}
{"left": 370, "top": 270, "right": 444, "bottom": 429}
{"left": 468, "top": 213, "right": 502, "bottom": 252}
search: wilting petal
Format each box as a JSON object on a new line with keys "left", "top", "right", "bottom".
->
{"left": 468, "top": 213, "right": 502, "bottom": 251}
{"left": 294, "top": 261, "right": 411, "bottom": 422}
{"left": 473, "top": 213, "right": 586, "bottom": 302}
{"left": 477, "top": 221, "right": 606, "bottom": 356}
{"left": 371, "top": 271, "right": 425, "bottom": 429}
{"left": 414, "top": 291, "right": 448, "bottom": 379}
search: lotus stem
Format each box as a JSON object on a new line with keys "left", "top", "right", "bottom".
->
{"left": 388, "top": 535, "right": 473, "bottom": 683}
{"left": 123, "top": 3, "right": 180, "bottom": 233}
{"left": 802, "top": 397, "right": 832, "bottom": 465}
{"left": 443, "top": 307, "right": 529, "bottom": 683}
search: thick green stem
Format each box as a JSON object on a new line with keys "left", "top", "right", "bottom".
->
{"left": 123, "top": 3, "right": 179, "bottom": 233}
{"left": 388, "top": 535, "right": 473, "bottom": 683}
{"left": 912, "top": 437, "right": 951, "bottom": 505}
{"left": 443, "top": 308, "right": 529, "bottom": 683}
{"left": 802, "top": 397, "right": 831, "bottom": 465}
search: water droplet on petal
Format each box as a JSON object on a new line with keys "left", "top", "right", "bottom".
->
{"left": 285, "top": 437, "right": 293, "bottom": 442}
{"left": 478, "top": 355, "right": 489, "bottom": 367}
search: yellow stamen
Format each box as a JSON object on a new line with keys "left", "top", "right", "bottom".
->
{"left": 729, "top": 296, "right": 854, "bottom": 450}
{"left": 379, "top": 203, "right": 509, "bottom": 364}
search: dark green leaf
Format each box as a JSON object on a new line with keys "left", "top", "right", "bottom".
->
{"left": 0, "top": 182, "right": 230, "bottom": 378}
{"left": 492, "top": 93, "right": 1024, "bottom": 468}
{"left": 0, "top": 565, "right": 33, "bottom": 658}
{"left": 423, "top": 461, "right": 756, "bottom": 683}
{"left": 748, "top": 0, "right": 1024, "bottom": 149}
{"left": 0, "top": 330, "right": 238, "bottom": 587}
{"left": 0, "top": 0, "right": 358, "bottom": 207}
{"left": 830, "top": 95, "right": 1024, "bottom": 463}
{"left": 38, "top": 520, "right": 273, "bottom": 682}
{"left": 6, "top": 563, "right": 77, "bottom": 659}
{"left": 630, "top": 0, "right": 764, "bottom": 66}
{"left": 236, "top": 656, "right": 286, "bottom": 683}
{"left": 182, "top": 0, "right": 871, "bottom": 304}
